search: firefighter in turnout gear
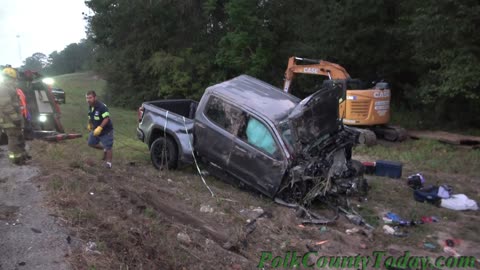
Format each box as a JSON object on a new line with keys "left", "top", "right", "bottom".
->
{"left": 0, "top": 67, "right": 29, "bottom": 165}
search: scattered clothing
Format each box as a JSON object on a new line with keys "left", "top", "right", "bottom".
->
{"left": 413, "top": 185, "right": 441, "bottom": 204}
{"left": 437, "top": 185, "right": 453, "bottom": 199}
{"left": 440, "top": 194, "right": 478, "bottom": 211}
{"left": 421, "top": 216, "right": 439, "bottom": 223}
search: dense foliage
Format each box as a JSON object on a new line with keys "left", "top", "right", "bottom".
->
{"left": 22, "top": 39, "right": 95, "bottom": 76}
{"left": 55, "top": 0, "right": 480, "bottom": 125}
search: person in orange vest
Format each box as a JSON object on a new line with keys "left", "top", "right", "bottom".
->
{"left": 0, "top": 67, "right": 29, "bottom": 164}
{"left": 16, "top": 88, "right": 30, "bottom": 121}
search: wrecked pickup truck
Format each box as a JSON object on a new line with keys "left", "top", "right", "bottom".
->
{"left": 137, "top": 75, "right": 366, "bottom": 205}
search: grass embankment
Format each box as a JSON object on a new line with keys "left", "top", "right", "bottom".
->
{"left": 31, "top": 72, "right": 480, "bottom": 268}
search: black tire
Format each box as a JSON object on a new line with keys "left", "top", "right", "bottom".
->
{"left": 150, "top": 136, "right": 178, "bottom": 170}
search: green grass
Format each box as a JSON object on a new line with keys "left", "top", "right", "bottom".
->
{"left": 391, "top": 107, "right": 480, "bottom": 136}
{"left": 354, "top": 139, "right": 480, "bottom": 176}
{"left": 52, "top": 72, "right": 149, "bottom": 165}
{"left": 31, "top": 72, "right": 480, "bottom": 267}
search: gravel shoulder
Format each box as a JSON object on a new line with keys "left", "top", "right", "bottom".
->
{"left": 0, "top": 146, "right": 70, "bottom": 270}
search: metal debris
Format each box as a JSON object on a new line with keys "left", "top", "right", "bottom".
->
{"left": 200, "top": 205, "right": 214, "bottom": 213}
{"left": 276, "top": 127, "right": 367, "bottom": 208}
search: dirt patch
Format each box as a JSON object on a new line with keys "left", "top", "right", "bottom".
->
{"left": 27, "top": 140, "right": 480, "bottom": 269}
{"left": 0, "top": 204, "right": 19, "bottom": 220}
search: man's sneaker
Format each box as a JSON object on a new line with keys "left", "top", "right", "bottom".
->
{"left": 105, "top": 162, "right": 112, "bottom": 169}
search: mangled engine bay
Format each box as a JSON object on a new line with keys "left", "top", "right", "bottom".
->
{"left": 276, "top": 82, "right": 368, "bottom": 207}
{"left": 277, "top": 126, "right": 368, "bottom": 207}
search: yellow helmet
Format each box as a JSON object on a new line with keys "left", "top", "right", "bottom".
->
{"left": 2, "top": 67, "right": 17, "bottom": 79}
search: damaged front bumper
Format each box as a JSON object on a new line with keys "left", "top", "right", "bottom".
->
{"left": 276, "top": 127, "right": 367, "bottom": 206}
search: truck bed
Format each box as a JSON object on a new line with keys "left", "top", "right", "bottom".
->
{"left": 145, "top": 100, "right": 198, "bottom": 119}
{"left": 138, "top": 99, "right": 198, "bottom": 166}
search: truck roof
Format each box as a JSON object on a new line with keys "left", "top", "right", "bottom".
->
{"left": 206, "top": 75, "right": 300, "bottom": 123}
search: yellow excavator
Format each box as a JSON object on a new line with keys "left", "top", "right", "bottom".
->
{"left": 283, "top": 56, "right": 406, "bottom": 145}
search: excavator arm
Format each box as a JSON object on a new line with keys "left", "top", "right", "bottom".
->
{"left": 283, "top": 56, "right": 351, "bottom": 93}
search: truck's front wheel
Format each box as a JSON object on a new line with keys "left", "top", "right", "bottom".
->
{"left": 150, "top": 137, "right": 178, "bottom": 170}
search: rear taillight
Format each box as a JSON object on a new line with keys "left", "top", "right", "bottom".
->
{"left": 138, "top": 106, "right": 144, "bottom": 122}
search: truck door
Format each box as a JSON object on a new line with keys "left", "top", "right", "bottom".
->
{"left": 228, "top": 114, "right": 288, "bottom": 198}
{"left": 194, "top": 95, "right": 241, "bottom": 169}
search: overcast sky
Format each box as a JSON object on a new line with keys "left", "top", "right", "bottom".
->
{"left": 0, "top": 0, "right": 89, "bottom": 67}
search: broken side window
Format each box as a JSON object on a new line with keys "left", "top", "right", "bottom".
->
{"left": 205, "top": 95, "right": 243, "bottom": 134}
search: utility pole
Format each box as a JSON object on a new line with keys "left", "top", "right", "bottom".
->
{"left": 16, "top": 34, "right": 22, "bottom": 65}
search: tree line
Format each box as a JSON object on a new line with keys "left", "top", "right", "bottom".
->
{"left": 27, "top": 0, "right": 480, "bottom": 127}
{"left": 21, "top": 39, "right": 94, "bottom": 77}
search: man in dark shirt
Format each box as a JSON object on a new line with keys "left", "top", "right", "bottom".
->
{"left": 86, "top": 90, "right": 114, "bottom": 168}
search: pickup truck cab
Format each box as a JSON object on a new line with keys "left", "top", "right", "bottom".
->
{"left": 138, "top": 75, "right": 364, "bottom": 203}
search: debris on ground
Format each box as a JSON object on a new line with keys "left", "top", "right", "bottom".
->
{"left": 420, "top": 216, "right": 439, "bottom": 224}
{"left": 383, "top": 225, "right": 396, "bottom": 235}
{"left": 414, "top": 185, "right": 442, "bottom": 204}
{"left": 239, "top": 207, "right": 264, "bottom": 220}
{"left": 384, "top": 212, "right": 410, "bottom": 226}
{"left": 382, "top": 225, "right": 408, "bottom": 237}
{"left": 443, "top": 246, "right": 461, "bottom": 257}
{"left": 407, "top": 173, "right": 425, "bottom": 190}
{"left": 30, "top": 228, "right": 42, "bottom": 233}
{"left": 275, "top": 198, "right": 338, "bottom": 225}
{"left": 200, "top": 205, "right": 214, "bottom": 213}
{"left": 408, "top": 130, "right": 480, "bottom": 149}
{"left": 440, "top": 194, "right": 479, "bottom": 211}
{"left": 362, "top": 161, "right": 376, "bottom": 174}
{"left": 345, "top": 227, "right": 360, "bottom": 235}
{"left": 85, "top": 241, "right": 101, "bottom": 255}
{"left": 374, "top": 160, "right": 403, "bottom": 178}
{"left": 177, "top": 232, "right": 192, "bottom": 245}
{"left": 339, "top": 206, "right": 373, "bottom": 229}
{"left": 445, "top": 239, "right": 461, "bottom": 247}
{"left": 423, "top": 242, "right": 437, "bottom": 250}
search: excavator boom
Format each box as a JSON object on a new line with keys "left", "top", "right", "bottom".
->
{"left": 284, "top": 57, "right": 350, "bottom": 93}
{"left": 282, "top": 56, "right": 406, "bottom": 145}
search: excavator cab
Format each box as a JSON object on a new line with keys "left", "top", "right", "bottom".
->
{"left": 284, "top": 56, "right": 406, "bottom": 145}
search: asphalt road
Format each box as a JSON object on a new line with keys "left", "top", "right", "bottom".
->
{"left": 0, "top": 146, "right": 70, "bottom": 270}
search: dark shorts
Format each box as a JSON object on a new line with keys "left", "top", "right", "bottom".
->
{"left": 88, "top": 130, "right": 114, "bottom": 150}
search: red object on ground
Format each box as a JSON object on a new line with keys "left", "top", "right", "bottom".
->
{"left": 42, "top": 133, "right": 82, "bottom": 142}
{"left": 362, "top": 161, "right": 376, "bottom": 174}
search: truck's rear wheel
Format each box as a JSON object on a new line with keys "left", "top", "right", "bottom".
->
{"left": 150, "top": 136, "right": 178, "bottom": 170}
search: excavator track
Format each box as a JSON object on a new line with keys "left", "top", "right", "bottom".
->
{"left": 371, "top": 125, "right": 408, "bottom": 142}
{"left": 350, "top": 127, "right": 377, "bottom": 146}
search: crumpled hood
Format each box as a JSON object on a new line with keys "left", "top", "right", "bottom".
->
{"left": 288, "top": 82, "right": 342, "bottom": 149}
